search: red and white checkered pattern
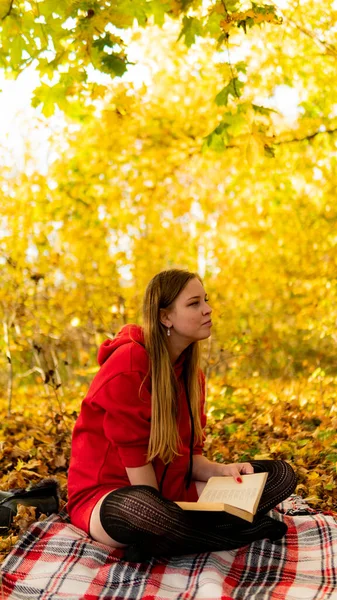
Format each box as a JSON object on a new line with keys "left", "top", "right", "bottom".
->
{"left": 1, "top": 497, "right": 337, "bottom": 600}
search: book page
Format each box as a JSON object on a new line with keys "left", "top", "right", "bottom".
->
{"left": 198, "top": 473, "right": 267, "bottom": 513}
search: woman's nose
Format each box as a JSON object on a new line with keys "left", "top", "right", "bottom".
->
{"left": 204, "top": 303, "right": 212, "bottom": 314}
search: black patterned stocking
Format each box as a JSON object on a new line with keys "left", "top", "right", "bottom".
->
{"left": 99, "top": 460, "right": 296, "bottom": 562}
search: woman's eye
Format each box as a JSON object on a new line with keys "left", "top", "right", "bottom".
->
{"left": 189, "top": 301, "right": 199, "bottom": 306}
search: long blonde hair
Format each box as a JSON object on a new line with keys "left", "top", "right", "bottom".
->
{"left": 143, "top": 269, "right": 204, "bottom": 464}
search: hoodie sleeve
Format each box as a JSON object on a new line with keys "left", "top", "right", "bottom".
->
{"left": 92, "top": 371, "right": 151, "bottom": 468}
{"left": 193, "top": 371, "right": 207, "bottom": 456}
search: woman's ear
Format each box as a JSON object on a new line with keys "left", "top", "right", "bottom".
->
{"left": 159, "top": 308, "right": 171, "bottom": 328}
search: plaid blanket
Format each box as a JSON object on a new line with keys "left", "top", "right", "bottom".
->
{"left": 1, "top": 496, "right": 337, "bottom": 600}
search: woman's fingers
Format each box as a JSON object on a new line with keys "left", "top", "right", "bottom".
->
{"left": 240, "top": 463, "right": 254, "bottom": 474}
{"left": 223, "top": 463, "right": 254, "bottom": 483}
{"left": 223, "top": 462, "right": 254, "bottom": 482}
{"left": 224, "top": 464, "right": 244, "bottom": 482}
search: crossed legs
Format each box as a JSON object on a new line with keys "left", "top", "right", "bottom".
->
{"left": 90, "top": 460, "right": 296, "bottom": 561}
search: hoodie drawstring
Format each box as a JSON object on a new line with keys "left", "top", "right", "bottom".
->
{"left": 183, "top": 366, "right": 194, "bottom": 490}
{"left": 159, "top": 463, "right": 170, "bottom": 495}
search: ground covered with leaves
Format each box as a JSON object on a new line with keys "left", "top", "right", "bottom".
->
{"left": 0, "top": 374, "right": 336, "bottom": 563}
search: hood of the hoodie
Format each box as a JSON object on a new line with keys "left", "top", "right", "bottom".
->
{"left": 97, "top": 324, "right": 145, "bottom": 366}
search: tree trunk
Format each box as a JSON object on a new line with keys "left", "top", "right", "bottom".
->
{"left": 3, "top": 320, "right": 13, "bottom": 417}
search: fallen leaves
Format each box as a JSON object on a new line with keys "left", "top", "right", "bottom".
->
{"left": 0, "top": 375, "right": 336, "bottom": 567}
{"left": 0, "top": 533, "right": 19, "bottom": 560}
{"left": 205, "top": 375, "right": 337, "bottom": 512}
{"left": 13, "top": 505, "right": 39, "bottom": 535}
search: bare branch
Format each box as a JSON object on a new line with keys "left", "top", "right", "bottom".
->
{"left": 3, "top": 320, "right": 13, "bottom": 417}
{"left": 34, "top": 1, "right": 49, "bottom": 48}
{"left": 221, "top": 0, "right": 228, "bottom": 17}
{"left": 219, "top": 1, "right": 241, "bottom": 98}
{"left": 269, "top": 0, "right": 337, "bottom": 59}
{"left": 221, "top": 126, "right": 337, "bottom": 152}
{"left": 285, "top": 16, "right": 337, "bottom": 59}
{"left": 17, "top": 366, "right": 45, "bottom": 379}
{"left": 274, "top": 127, "right": 337, "bottom": 145}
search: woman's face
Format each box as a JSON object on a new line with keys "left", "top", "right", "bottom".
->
{"left": 163, "top": 277, "right": 212, "bottom": 343}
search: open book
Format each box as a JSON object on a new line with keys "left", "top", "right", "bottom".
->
{"left": 175, "top": 472, "right": 268, "bottom": 523}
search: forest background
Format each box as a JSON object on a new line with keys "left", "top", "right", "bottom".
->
{"left": 1, "top": 0, "right": 337, "bottom": 559}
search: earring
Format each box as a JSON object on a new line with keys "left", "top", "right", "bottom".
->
{"left": 167, "top": 327, "right": 171, "bottom": 336}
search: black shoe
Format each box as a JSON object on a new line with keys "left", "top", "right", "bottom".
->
{"left": 123, "top": 544, "right": 153, "bottom": 563}
{"left": 0, "top": 505, "right": 14, "bottom": 534}
{"left": 0, "top": 478, "right": 60, "bottom": 533}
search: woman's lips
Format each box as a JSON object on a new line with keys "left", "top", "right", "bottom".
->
{"left": 202, "top": 320, "right": 212, "bottom": 326}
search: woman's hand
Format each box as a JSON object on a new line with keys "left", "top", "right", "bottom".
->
{"left": 192, "top": 455, "right": 254, "bottom": 483}
{"left": 218, "top": 462, "right": 254, "bottom": 483}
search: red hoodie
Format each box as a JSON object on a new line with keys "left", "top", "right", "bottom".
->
{"left": 67, "top": 324, "right": 206, "bottom": 533}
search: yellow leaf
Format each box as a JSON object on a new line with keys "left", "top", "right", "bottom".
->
{"left": 245, "top": 133, "right": 264, "bottom": 165}
{"left": 18, "top": 437, "right": 35, "bottom": 452}
{"left": 254, "top": 453, "right": 271, "bottom": 460}
{"left": 15, "top": 459, "right": 25, "bottom": 472}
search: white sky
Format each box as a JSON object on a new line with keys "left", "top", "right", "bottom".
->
{"left": 0, "top": 67, "right": 55, "bottom": 173}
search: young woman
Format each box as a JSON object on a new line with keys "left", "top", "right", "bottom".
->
{"left": 67, "top": 269, "right": 296, "bottom": 562}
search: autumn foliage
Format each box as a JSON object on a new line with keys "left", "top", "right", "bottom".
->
{"left": 1, "top": 0, "right": 337, "bottom": 563}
